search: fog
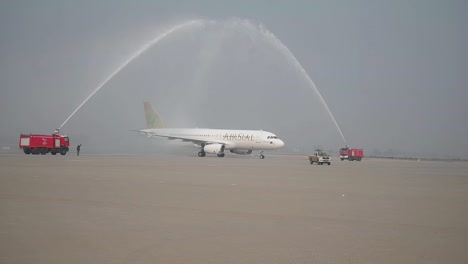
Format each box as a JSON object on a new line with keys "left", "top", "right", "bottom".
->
{"left": 1, "top": 1, "right": 467, "bottom": 158}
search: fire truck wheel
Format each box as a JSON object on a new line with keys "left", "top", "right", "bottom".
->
{"left": 23, "top": 148, "right": 31, "bottom": 154}
{"left": 60, "top": 148, "right": 67, "bottom": 155}
{"left": 40, "top": 148, "right": 47, "bottom": 155}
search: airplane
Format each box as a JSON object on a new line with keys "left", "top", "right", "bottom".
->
{"left": 136, "top": 102, "right": 285, "bottom": 159}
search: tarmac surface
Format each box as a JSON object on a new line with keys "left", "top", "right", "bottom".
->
{"left": 1, "top": 153, "right": 467, "bottom": 264}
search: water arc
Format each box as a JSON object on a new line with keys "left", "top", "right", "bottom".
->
{"left": 58, "top": 18, "right": 347, "bottom": 146}
{"left": 58, "top": 20, "right": 204, "bottom": 130}
{"left": 236, "top": 19, "right": 347, "bottom": 144}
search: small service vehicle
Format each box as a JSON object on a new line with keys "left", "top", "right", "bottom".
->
{"left": 309, "top": 149, "right": 331, "bottom": 165}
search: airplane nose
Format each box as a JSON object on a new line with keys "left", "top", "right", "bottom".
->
{"left": 278, "top": 139, "right": 285, "bottom": 147}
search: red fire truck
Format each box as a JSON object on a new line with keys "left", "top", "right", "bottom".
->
{"left": 339, "top": 146, "right": 364, "bottom": 161}
{"left": 19, "top": 133, "right": 70, "bottom": 155}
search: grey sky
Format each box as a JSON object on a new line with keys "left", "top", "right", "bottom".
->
{"left": 1, "top": 0, "right": 467, "bottom": 158}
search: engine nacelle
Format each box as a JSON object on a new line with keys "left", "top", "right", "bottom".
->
{"left": 204, "top": 144, "right": 225, "bottom": 154}
{"left": 230, "top": 149, "right": 253, "bottom": 155}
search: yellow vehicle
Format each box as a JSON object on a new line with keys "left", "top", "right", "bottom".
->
{"left": 309, "top": 149, "right": 331, "bottom": 165}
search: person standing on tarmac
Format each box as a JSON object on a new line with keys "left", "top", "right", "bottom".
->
{"left": 77, "top": 144, "right": 82, "bottom": 156}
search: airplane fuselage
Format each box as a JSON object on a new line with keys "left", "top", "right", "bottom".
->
{"left": 138, "top": 102, "right": 285, "bottom": 158}
{"left": 140, "top": 128, "right": 284, "bottom": 150}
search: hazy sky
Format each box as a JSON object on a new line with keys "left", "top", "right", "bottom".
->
{"left": 1, "top": 0, "right": 467, "bottom": 158}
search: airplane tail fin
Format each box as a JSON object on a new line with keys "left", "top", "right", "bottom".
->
{"left": 144, "top": 102, "right": 166, "bottom": 129}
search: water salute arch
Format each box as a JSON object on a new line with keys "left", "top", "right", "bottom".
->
{"left": 58, "top": 17, "right": 347, "bottom": 149}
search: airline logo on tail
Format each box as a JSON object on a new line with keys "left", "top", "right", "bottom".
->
{"left": 144, "top": 102, "right": 166, "bottom": 129}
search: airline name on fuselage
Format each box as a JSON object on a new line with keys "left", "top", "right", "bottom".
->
{"left": 223, "top": 133, "right": 256, "bottom": 141}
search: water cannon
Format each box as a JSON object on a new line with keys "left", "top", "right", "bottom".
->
{"left": 53, "top": 128, "right": 60, "bottom": 135}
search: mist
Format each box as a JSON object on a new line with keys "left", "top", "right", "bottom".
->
{"left": 1, "top": 1, "right": 467, "bottom": 158}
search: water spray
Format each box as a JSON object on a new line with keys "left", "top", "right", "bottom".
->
{"left": 56, "top": 17, "right": 347, "bottom": 145}
{"left": 246, "top": 20, "right": 348, "bottom": 145}
{"left": 57, "top": 19, "right": 204, "bottom": 131}
{"left": 209, "top": 18, "right": 348, "bottom": 145}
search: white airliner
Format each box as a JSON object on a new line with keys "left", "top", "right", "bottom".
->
{"left": 137, "top": 102, "right": 284, "bottom": 158}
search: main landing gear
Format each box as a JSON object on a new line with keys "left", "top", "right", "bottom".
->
{"left": 198, "top": 143, "right": 206, "bottom": 157}
{"left": 197, "top": 151, "right": 225, "bottom": 158}
{"left": 197, "top": 143, "right": 223, "bottom": 158}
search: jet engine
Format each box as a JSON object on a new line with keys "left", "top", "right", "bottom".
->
{"left": 230, "top": 149, "right": 253, "bottom": 155}
{"left": 204, "top": 144, "right": 225, "bottom": 154}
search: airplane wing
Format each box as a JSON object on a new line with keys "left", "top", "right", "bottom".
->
{"left": 132, "top": 129, "right": 233, "bottom": 147}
